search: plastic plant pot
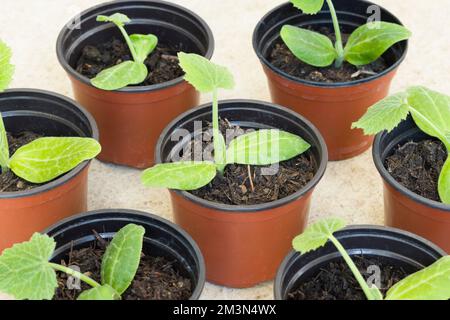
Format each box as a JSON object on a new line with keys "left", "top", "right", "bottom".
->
{"left": 253, "top": 0, "right": 408, "bottom": 161}
{"left": 44, "top": 209, "right": 205, "bottom": 300}
{"left": 156, "top": 100, "right": 328, "bottom": 288}
{"left": 56, "top": 0, "right": 214, "bottom": 169}
{"left": 274, "top": 225, "right": 446, "bottom": 300}
{"left": 373, "top": 117, "right": 450, "bottom": 253}
{"left": 0, "top": 89, "right": 98, "bottom": 253}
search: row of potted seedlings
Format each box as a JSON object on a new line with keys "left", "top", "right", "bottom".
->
{"left": 0, "top": 0, "right": 448, "bottom": 300}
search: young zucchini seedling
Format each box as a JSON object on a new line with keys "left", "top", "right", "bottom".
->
{"left": 0, "top": 224, "right": 145, "bottom": 300}
{"left": 0, "top": 40, "right": 100, "bottom": 184}
{"left": 141, "top": 53, "right": 311, "bottom": 191}
{"left": 90, "top": 13, "right": 158, "bottom": 90}
{"left": 281, "top": 0, "right": 411, "bottom": 69}
{"left": 293, "top": 218, "right": 450, "bottom": 300}
{"left": 353, "top": 86, "right": 450, "bottom": 204}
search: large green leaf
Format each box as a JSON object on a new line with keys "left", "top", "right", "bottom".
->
{"left": 178, "top": 53, "right": 235, "bottom": 93}
{"left": 386, "top": 257, "right": 450, "bottom": 300}
{"left": 439, "top": 158, "right": 450, "bottom": 204}
{"left": 281, "top": 25, "right": 337, "bottom": 67}
{"left": 0, "top": 233, "right": 57, "bottom": 300}
{"left": 344, "top": 22, "right": 411, "bottom": 66}
{"left": 407, "top": 86, "right": 450, "bottom": 150}
{"left": 226, "top": 130, "right": 311, "bottom": 166}
{"left": 292, "top": 218, "right": 346, "bottom": 254}
{"left": 91, "top": 61, "right": 148, "bottom": 91}
{"left": 97, "top": 13, "right": 130, "bottom": 27}
{"left": 130, "top": 34, "right": 158, "bottom": 63}
{"left": 0, "top": 39, "right": 14, "bottom": 92}
{"left": 290, "top": 0, "right": 324, "bottom": 14}
{"left": 101, "top": 224, "right": 145, "bottom": 295}
{"left": 9, "top": 137, "right": 101, "bottom": 184}
{"left": 78, "top": 285, "right": 120, "bottom": 301}
{"left": 0, "top": 113, "right": 9, "bottom": 171}
{"left": 141, "top": 162, "right": 217, "bottom": 191}
{"left": 351, "top": 93, "right": 410, "bottom": 135}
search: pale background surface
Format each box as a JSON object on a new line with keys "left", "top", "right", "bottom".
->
{"left": 1, "top": 0, "right": 449, "bottom": 299}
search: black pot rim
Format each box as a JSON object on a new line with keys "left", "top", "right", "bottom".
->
{"left": 274, "top": 224, "right": 447, "bottom": 299}
{"left": 56, "top": 0, "right": 215, "bottom": 93}
{"left": 43, "top": 208, "right": 206, "bottom": 300}
{"left": 0, "top": 88, "right": 99, "bottom": 200}
{"left": 252, "top": 0, "right": 409, "bottom": 88}
{"left": 373, "top": 131, "right": 450, "bottom": 212}
{"left": 155, "top": 99, "right": 328, "bottom": 213}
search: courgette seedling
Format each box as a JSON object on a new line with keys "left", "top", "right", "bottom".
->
{"left": 293, "top": 218, "right": 450, "bottom": 300}
{"left": 281, "top": 0, "right": 411, "bottom": 69}
{"left": 353, "top": 86, "right": 450, "bottom": 204}
{"left": 0, "top": 40, "right": 101, "bottom": 184}
{"left": 90, "top": 13, "right": 158, "bottom": 90}
{"left": 141, "top": 53, "right": 312, "bottom": 191}
{"left": 0, "top": 224, "right": 145, "bottom": 300}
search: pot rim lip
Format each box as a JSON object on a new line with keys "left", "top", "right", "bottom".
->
{"left": 43, "top": 208, "right": 206, "bottom": 300}
{"left": 274, "top": 224, "right": 447, "bottom": 299}
{"left": 0, "top": 88, "right": 99, "bottom": 200}
{"left": 155, "top": 98, "right": 328, "bottom": 213}
{"left": 56, "top": 0, "right": 215, "bottom": 94}
{"left": 373, "top": 131, "right": 450, "bottom": 212}
{"left": 252, "top": 0, "right": 409, "bottom": 88}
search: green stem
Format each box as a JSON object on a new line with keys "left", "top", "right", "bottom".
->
{"left": 49, "top": 263, "right": 100, "bottom": 289}
{"left": 329, "top": 235, "right": 381, "bottom": 300}
{"left": 212, "top": 88, "right": 221, "bottom": 165}
{"left": 326, "top": 0, "right": 344, "bottom": 68}
{"left": 118, "top": 25, "right": 139, "bottom": 62}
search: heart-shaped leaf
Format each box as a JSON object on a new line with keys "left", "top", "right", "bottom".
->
{"left": 290, "top": 0, "right": 324, "bottom": 14}
{"left": 281, "top": 25, "right": 337, "bottom": 67}
{"left": 97, "top": 13, "right": 130, "bottom": 27}
{"left": 130, "top": 34, "right": 158, "bottom": 63}
{"left": 0, "top": 39, "right": 14, "bottom": 92}
{"left": 91, "top": 61, "right": 148, "bottom": 91}
{"left": 78, "top": 285, "right": 121, "bottom": 301}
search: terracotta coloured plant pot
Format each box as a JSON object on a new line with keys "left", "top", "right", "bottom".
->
{"left": 274, "top": 225, "right": 446, "bottom": 300}
{"left": 156, "top": 100, "right": 328, "bottom": 288}
{"left": 45, "top": 209, "right": 205, "bottom": 300}
{"left": 374, "top": 117, "right": 450, "bottom": 253}
{"left": 253, "top": 0, "right": 408, "bottom": 161}
{"left": 0, "top": 89, "right": 98, "bottom": 253}
{"left": 56, "top": 0, "right": 214, "bottom": 169}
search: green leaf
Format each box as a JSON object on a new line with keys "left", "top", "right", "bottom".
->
{"left": 0, "top": 233, "right": 57, "bottom": 300}
{"left": 91, "top": 61, "right": 148, "bottom": 91}
{"left": 77, "top": 285, "right": 120, "bottom": 301}
{"left": 101, "top": 224, "right": 145, "bottom": 295}
{"left": 97, "top": 13, "right": 130, "bottom": 27}
{"left": 386, "top": 256, "right": 450, "bottom": 300}
{"left": 407, "top": 86, "right": 450, "bottom": 150}
{"left": 141, "top": 162, "right": 217, "bottom": 191}
{"left": 178, "top": 52, "right": 235, "bottom": 93}
{"left": 351, "top": 93, "right": 410, "bottom": 135}
{"left": 226, "top": 130, "right": 311, "bottom": 166}
{"left": 293, "top": 218, "right": 347, "bottom": 254}
{"left": 344, "top": 22, "right": 411, "bottom": 66}
{"left": 290, "top": 0, "right": 324, "bottom": 14}
{"left": 0, "top": 39, "right": 14, "bottom": 92}
{"left": 0, "top": 113, "right": 9, "bottom": 171}
{"left": 130, "top": 34, "right": 158, "bottom": 63}
{"left": 438, "top": 158, "right": 450, "bottom": 204}
{"left": 281, "top": 25, "right": 337, "bottom": 67}
{"left": 9, "top": 137, "right": 101, "bottom": 184}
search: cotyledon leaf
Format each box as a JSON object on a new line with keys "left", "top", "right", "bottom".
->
{"left": 0, "top": 233, "right": 57, "bottom": 300}
{"left": 0, "top": 113, "right": 9, "bottom": 171}
{"left": 130, "top": 34, "right": 158, "bottom": 63}
{"left": 9, "top": 137, "right": 101, "bottom": 184}
{"left": 97, "top": 13, "right": 130, "bottom": 27}
{"left": 438, "top": 158, "right": 450, "bottom": 205}
{"left": 0, "top": 39, "right": 14, "bottom": 92}
{"left": 290, "top": 0, "right": 324, "bottom": 14}
{"left": 91, "top": 61, "right": 148, "bottom": 91}
{"left": 77, "top": 285, "right": 121, "bottom": 301}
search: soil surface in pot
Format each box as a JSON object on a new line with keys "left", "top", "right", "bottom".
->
{"left": 385, "top": 139, "right": 447, "bottom": 202}
{"left": 76, "top": 38, "right": 184, "bottom": 86}
{"left": 0, "top": 132, "right": 42, "bottom": 192}
{"left": 54, "top": 237, "right": 193, "bottom": 300}
{"left": 287, "top": 256, "right": 413, "bottom": 300}
{"left": 269, "top": 27, "right": 388, "bottom": 83}
{"left": 181, "top": 120, "right": 317, "bottom": 205}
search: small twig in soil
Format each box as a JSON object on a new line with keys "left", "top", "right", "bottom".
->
{"left": 92, "top": 229, "right": 108, "bottom": 248}
{"left": 247, "top": 165, "right": 255, "bottom": 192}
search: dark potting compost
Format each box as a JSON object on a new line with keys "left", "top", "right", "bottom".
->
{"left": 0, "top": 132, "right": 42, "bottom": 192}
{"left": 181, "top": 120, "right": 317, "bottom": 205}
{"left": 76, "top": 38, "right": 184, "bottom": 86}
{"left": 287, "top": 256, "right": 412, "bottom": 300}
{"left": 54, "top": 238, "right": 193, "bottom": 300}
{"left": 385, "top": 140, "right": 447, "bottom": 202}
{"left": 269, "top": 27, "right": 388, "bottom": 83}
